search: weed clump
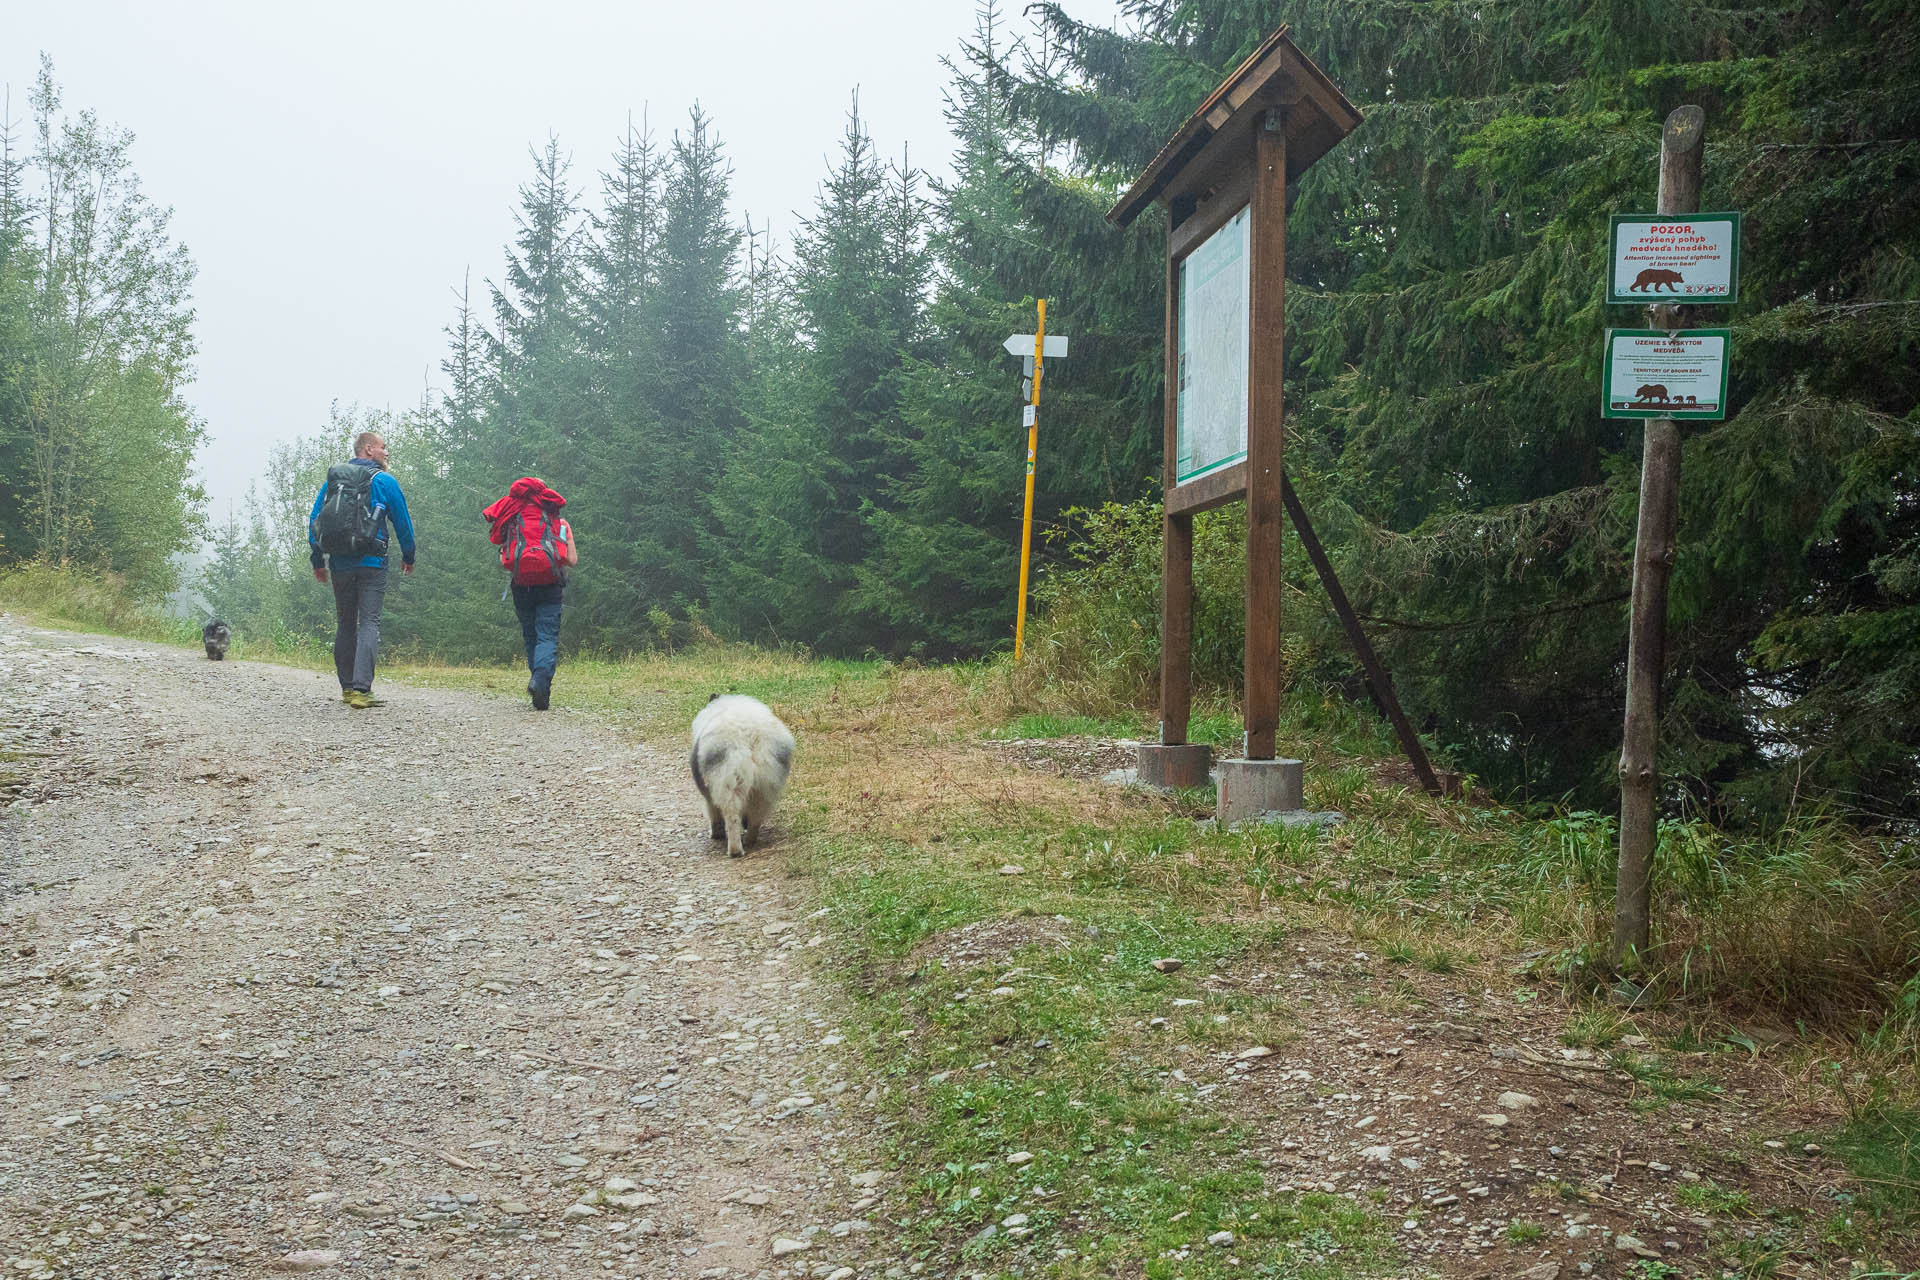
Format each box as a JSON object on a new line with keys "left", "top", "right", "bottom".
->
{"left": 1512, "top": 810, "right": 1920, "bottom": 1033}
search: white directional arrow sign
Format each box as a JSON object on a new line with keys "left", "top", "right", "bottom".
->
{"left": 1004, "top": 333, "right": 1070, "bottom": 359}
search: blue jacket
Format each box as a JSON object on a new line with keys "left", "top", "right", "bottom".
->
{"left": 309, "top": 457, "right": 417, "bottom": 571}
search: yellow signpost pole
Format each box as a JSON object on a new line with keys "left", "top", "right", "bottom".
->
{"left": 1013, "top": 298, "right": 1047, "bottom": 660}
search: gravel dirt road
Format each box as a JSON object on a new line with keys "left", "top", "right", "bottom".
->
{"left": 1, "top": 618, "right": 885, "bottom": 1279}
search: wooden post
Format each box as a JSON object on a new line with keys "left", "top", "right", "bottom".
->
{"left": 1612, "top": 105, "right": 1703, "bottom": 970}
{"left": 1159, "top": 222, "right": 1192, "bottom": 745}
{"left": 1242, "top": 110, "right": 1287, "bottom": 761}
{"left": 1280, "top": 473, "right": 1443, "bottom": 796}
{"left": 1161, "top": 512, "right": 1195, "bottom": 744}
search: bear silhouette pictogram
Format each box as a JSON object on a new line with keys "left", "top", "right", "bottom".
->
{"left": 1635, "top": 384, "right": 1669, "bottom": 402}
{"left": 1630, "top": 267, "right": 1684, "bottom": 292}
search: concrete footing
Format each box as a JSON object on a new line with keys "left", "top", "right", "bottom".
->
{"left": 1135, "top": 742, "right": 1214, "bottom": 790}
{"left": 1216, "top": 757, "right": 1305, "bottom": 823}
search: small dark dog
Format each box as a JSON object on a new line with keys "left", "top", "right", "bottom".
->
{"left": 203, "top": 620, "right": 231, "bottom": 660}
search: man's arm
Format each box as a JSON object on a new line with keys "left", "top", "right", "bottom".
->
{"left": 309, "top": 480, "right": 330, "bottom": 582}
{"left": 377, "top": 474, "right": 418, "bottom": 572}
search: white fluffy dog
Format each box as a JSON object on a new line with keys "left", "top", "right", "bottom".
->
{"left": 689, "top": 694, "right": 795, "bottom": 858}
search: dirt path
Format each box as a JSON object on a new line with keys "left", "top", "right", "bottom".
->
{"left": 0, "top": 618, "right": 885, "bottom": 1279}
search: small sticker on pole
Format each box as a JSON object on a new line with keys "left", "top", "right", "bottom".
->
{"left": 1022, "top": 404, "right": 1036, "bottom": 427}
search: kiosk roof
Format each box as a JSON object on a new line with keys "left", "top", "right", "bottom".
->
{"left": 1107, "top": 25, "right": 1362, "bottom": 230}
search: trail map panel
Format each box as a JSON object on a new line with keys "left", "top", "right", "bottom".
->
{"left": 1603, "top": 328, "right": 1731, "bottom": 420}
{"left": 1608, "top": 213, "right": 1740, "bottom": 304}
{"left": 1176, "top": 206, "right": 1251, "bottom": 484}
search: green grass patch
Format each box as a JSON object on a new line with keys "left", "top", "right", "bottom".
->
{"left": 1810, "top": 1101, "right": 1920, "bottom": 1266}
{"left": 1561, "top": 1009, "right": 1629, "bottom": 1050}
{"left": 1611, "top": 1052, "right": 1723, "bottom": 1112}
{"left": 800, "top": 817, "right": 1399, "bottom": 1276}
{"left": 1675, "top": 1180, "right": 1754, "bottom": 1216}
{"left": 988, "top": 712, "right": 1147, "bottom": 741}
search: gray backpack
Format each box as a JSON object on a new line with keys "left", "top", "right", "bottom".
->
{"left": 313, "top": 464, "right": 387, "bottom": 558}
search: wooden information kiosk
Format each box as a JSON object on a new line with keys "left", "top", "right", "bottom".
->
{"left": 1108, "top": 26, "right": 1363, "bottom": 819}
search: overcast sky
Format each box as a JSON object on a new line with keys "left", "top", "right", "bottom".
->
{"left": 3, "top": 0, "right": 1125, "bottom": 518}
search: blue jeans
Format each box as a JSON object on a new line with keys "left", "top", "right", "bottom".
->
{"left": 512, "top": 584, "right": 563, "bottom": 692}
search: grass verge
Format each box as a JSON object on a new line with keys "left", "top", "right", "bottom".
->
{"left": 0, "top": 561, "right": 198, "bottom": 646}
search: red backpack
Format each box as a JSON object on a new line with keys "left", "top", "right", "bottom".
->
{"left": 502, "top": 506, "right": 567, "bottom": 586}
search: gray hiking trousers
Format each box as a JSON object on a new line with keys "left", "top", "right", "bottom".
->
{"left": 330, "top": 566, "right": 389, "bottom": 693}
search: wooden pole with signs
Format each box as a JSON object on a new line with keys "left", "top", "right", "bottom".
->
{"left": 1612, "top": 105, "right": 1704, "bottom": 971}
{"left": 1012, "top": 299, "right": 1048, "bottom": 661}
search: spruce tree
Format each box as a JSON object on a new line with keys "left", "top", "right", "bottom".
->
{"left": 866, "top": 0, "right": 1162, "bottom": 655}
{"left": 572, "top": 115, "right": 669, "bottom": 635}
{"left": 639, "top": 104, "right": 743, "bottom": 612}
{"left": 708, "top": 96, "right": 934, "bottom": 648}
{"left": 485, "top": 134, "right": 586, "bottom": 492}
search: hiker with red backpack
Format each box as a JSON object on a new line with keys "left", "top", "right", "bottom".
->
{"left": 482, "top": 477, "right": 578, "bottom": 710}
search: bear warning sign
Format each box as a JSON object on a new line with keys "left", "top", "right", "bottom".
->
{"left": 1608, "top": 213, "right": 1741, "bottom": 305}
{"left": 1603, "top": 328, "right": 1731, "bottom": 420}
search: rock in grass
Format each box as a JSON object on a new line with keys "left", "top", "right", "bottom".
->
{"left": 1151, "top": 958, "right": 1184, "bottom": 973}
{"left": 1614, "top": 1234, "right": 1661, "bottom": 1259}
{"left": 1005, "top": 1151, "right": 1034, "bottom": 1166}
{"left": 1208, "top": 1230, "right": 1234, "bottom": 1246}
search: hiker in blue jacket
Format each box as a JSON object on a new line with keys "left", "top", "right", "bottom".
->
{"left": 308, "top": 431, "right": 415, "bottom": 708}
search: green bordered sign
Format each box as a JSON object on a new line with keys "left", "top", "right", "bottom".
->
{"left": 1603, "top": 328, "right": 1731, "bottom": 419}
{"left": 1608, "top": 213, "right": 1741, "bottom": 305}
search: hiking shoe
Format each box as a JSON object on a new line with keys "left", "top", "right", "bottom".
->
{"left": 344, "top": 689, "right": 375, "bottom": 709}
{"left": 341, "top": 689, "right": 356, "bottom": 705}
{"left": 529, "top": 680, "right": 550, "bottom": 712}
